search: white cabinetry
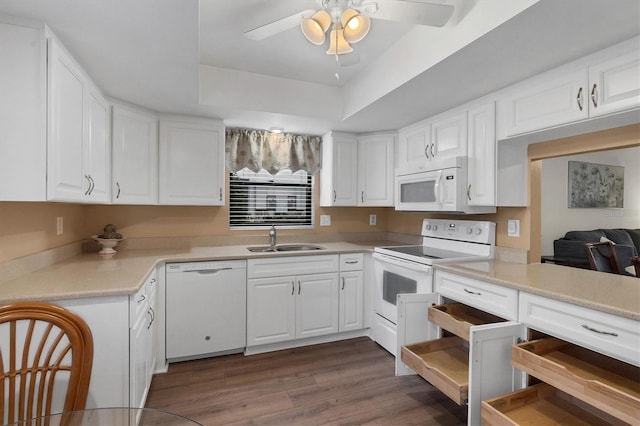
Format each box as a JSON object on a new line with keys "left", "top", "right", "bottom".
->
{"left": 246, "top": 255, "right": 340, "bottom": 347}
{"left": 159, "top": 117, "right": 225, "bottom": 205}
{"left": 0, "top": 21, "right": 46, "bottom": 201}
{"left": 320, "top": 132, "right": 395, "bottom": 207}
{"left": 339, "top": 253, "right": 364, "bottom": 332}
{"left": 467, "top": 102, "right": 496, "bottom": 206}
{"left": 112, "top": 103, "right": 158, "bottom": 204}
{"left": 498, "top": 36, "right": 639, "bottom": 139}
{"left": 397, "top": 120, "right": 430, "bottom": 172}
{"left": 47, "top": 36, "right": 110, "bottom": 203}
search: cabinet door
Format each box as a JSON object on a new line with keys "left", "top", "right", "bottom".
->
{"left": 397, "top": 120, "right": 429, "bottom": 172}
{"left": 0, "top": 23, "right": 46, "bottom": 201}
{"left": 467, "top": 102, "right": 496, "bottom": 206}
{"left": 358, "top": 134, "right": 394, "bottom": 206}
{"left": 321, "top": 133, "right": 358, "bottom": 206}
{"left": 339, "top": 271, "right": 363, "bottom": 332}
{"left": 430, "top": 110, "right": 467, "bottom": 159}
{"left": 129, "top": 309, "right": 150, "bottom": 409}
{"left": 498, "top": 68, "right": 589, "bottom": 137}
{"left": 112, "top": 105, "right": 158, "bottom": 204}
{"left": 296, "top": 273, "right": 339, "bottom": 339}
{"left": 247, "top": 276, "right": 296, "bottom": 346}
{"left": 47, "top": 38, "right": 86, "bottom": 202}
{"left": 85, "top": 87, "right": 110, "bottom": 203}
{"left": 588, "top": 48, "right": 640, "bottom": 118}
{"left": 159, "top": 118, "right": 225, "bottom": 205}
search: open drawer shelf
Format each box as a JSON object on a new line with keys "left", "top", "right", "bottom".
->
{"left": 401, "top": 336, "right": 469, "bottom": 405}
{"left": 512, "top": 337, "right": 640, "bottom": 424}
{"left": 481, "top": 382, "right": 627, "bottom": 426}
{"left": 428, "top": 303, "right": 506, "bottom": 340}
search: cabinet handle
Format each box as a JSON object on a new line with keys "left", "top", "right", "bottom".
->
{"left": 333, "top": 190, "right": 336, "bottom": 203}
{"left": 341, "top": 277, "right": 345, "bottom": 290}
{"left": 298, "top": 280, "right": 301, "bottom": 295}
{"left": 147, "top": 307, "right": 155, "bottom": 329}
{"left": 467, "top": 184, "right": 471, "bottom": 201}
{"left": 137, "top": 294, "right": 146, "bottom": 304}
{"left": 219, "top": 187, "right": 223, "bottom": 201}
{"left": 116, "top": 182, "right": 121, "bottom": 199}
{"left": 591, "top": 83, "right": 598, "bottom": 108}
{"left": 430, "top": 144, "right": 436, "bottom": 158}
{"left": 361, "top": 191, "right": 365, "bottom": 203}
{"left": 84, "top": 175, "right": 91, "bottom": 195}
{"left": 88, "top": 175, "right": 95, "bottom": 195}
{"left": 424, "top": 146, "right": 430, "bottom": 159}
{"left": 463, "top": 288, "right": 481, "bottom": 296}
{"left": 576, "top": 87, "right": 584, "bottom": 111}
{"left": 581, "top": 324, "right": 617, "bottom": 337}
{"left": 291, "top": 281, "right": 295, "bottom": 295}
{"left": 345, "top": 260, "right": 358, "bottom": 264}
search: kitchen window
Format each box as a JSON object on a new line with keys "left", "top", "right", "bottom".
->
{"left": 229, "top": 168, "right": 314, "bottom": 229}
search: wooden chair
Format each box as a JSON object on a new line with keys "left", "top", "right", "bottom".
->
{"left": 0, "top": 302, "right": 93, "bottom": 424}
{"left": 582, "top": 241, "right": 620, "bottom": 274}
{"left": 632, "top": 256, "right": 640, "bottom": 277}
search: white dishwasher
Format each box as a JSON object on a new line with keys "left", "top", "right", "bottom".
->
{"left": 166, "top": 260, "right": 246, "bottom": 362}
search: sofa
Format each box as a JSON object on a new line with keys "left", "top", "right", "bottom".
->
{"left": 553, "top": 228, "right": 640, "bottom": 274}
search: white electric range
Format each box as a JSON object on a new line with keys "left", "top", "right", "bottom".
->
{"left": 372, "top": 219, "right": 496, "bottom": 358}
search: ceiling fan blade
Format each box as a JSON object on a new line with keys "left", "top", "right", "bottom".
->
{"left": 244, "top": 9, "right": 315, "bottom": 41}
{"left": 336, "top": 51, "right": 360, "bottom": 67}
{"left": 372, "top": 1, "right": 454, "bottom": 27}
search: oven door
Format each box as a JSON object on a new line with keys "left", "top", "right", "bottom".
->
{"left": 373, "top": 252, "right": 432, "bottom": 324}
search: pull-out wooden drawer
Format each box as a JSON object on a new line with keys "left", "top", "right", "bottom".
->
{"left": 401, "top": 337, "right": 469, "bottom": 405}
{"left": 511, "top": 337, "right": 640, "bottom": 424}
{"left": 428, "top": 303, "right": 505, "bottom": 341}
{"left": 482, "top": 383, "right": 626, "bottom": 426}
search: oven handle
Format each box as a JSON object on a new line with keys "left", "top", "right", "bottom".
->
{"left": 373, "top": 252, "right": 433, "bottom": 273}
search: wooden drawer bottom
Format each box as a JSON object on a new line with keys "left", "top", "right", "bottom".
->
{"left": 481, "top": 383, "right": 626, "bottom": 426}
{"left": 512, "top": 337, "right": 640, "bottom": 424}
{"left": 401, "top": 336, "right": 469, "bottom": 405}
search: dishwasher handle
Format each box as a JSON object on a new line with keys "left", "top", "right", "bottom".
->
{"left": 185, "top": 267, "right": 234, "bottom": 275}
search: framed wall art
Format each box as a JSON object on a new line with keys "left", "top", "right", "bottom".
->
{"left": 568, "top": 161, "right": 624, "bottom": 208}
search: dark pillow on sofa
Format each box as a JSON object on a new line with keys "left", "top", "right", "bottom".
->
{"left": 625, "top": 229, "right": 640, "bottom": 252}
{"left": 601, "top": 229, "right": 635, "bottom": 247}
{"left": 563, "top": 230, "right": 605, "bottom": 242}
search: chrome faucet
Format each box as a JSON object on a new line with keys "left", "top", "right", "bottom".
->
{"left": 269, "top": 225, "right": 277, "bottom": 248}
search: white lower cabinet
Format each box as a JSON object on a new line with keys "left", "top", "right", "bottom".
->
{"left": 246, "top": 254, "right": 366, "bottom": 349}
{"left": 400, "top": 270, "right": 525, "bottom": 426}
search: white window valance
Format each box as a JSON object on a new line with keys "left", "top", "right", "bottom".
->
{"left": 225, "top": 128, "right": 322, "bottom": 175}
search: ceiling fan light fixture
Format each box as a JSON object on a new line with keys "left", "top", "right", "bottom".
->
{"left": 326, "top": 26, "right": 353, "bottom": 55}
{"left": 301, "top": 18, "right": 326, "bottom": 45}
{"left": 342, "top": 10, "right": 370, "bottom": 44}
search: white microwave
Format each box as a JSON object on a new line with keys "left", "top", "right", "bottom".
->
{"left": 395, "top": 157, "right": 495, "bottom": 213}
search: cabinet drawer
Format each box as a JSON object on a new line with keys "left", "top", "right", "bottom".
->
{"left": 435, "top": 271, "right": 518, "bottom": 320}
{"left": 248, "top": 255, "right": 338, "bottom": 279}
{"left": 519, "top": 292, "right": 639, "bottom": 366}
{"left": 401, "top": 337, "right": 469, "bottom": 405}
{"left": 339, "top": 253, "right": 364, "bottom": 271}
{"left": 511, "top": 337, "right": 640, "bottom": 424}
{"left": 428, "top": 303, "right": 506, "bottom": 341}
{"left": 482, "top": 382, "right": 623, "bottom": 426}
{"left": 130, "top": 269, "right": 157, "bottom": 322}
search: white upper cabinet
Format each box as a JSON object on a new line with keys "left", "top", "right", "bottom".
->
{"left": 47, "top": 36, "right": 110, "bottom": 203}
{"left": 397, "top": 109, "right": 467, "bottom": 172}
{"left": 467, "top": 102, "right": 496, "bottom": 206}
{"left": 357, "top": 133, "right": 395, "bottom": 206}
{"left": 112, "top": 103, "right": 158, "bottom": 205}
{"left": 159, "top": 117, "right": 225, "bottom": 205}
{"left": 0, "top": 21, "right": 47, "bottom": 201}
{"left": 320, "top": 132, "right": 358, "bottom": 206}
{"left": 320, "top": 132, "right": 395, "bottom": 207}
{"left": 498, "top": 36, "right": 639, "bottom": 139}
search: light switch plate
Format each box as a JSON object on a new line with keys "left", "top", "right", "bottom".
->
{"left": 507, "top": 219, "right": 520, "bottom": 237}
{"left": 320, "top": 215, "right": 331, "bottom": 226}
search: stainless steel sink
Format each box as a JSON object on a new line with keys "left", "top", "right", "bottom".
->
{"left": 247, "top": 244, "right": 325, "bottom": 253}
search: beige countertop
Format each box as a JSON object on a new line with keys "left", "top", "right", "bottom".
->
{"left": 435, "top": 261, "right": 639, "bottom": 320}
{"left": 0, "top": 242, "right": 382, "bottom": 304}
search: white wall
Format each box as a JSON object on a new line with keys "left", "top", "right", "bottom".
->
{"left": 541, "top": 146, "right": 640, "bottom": 255}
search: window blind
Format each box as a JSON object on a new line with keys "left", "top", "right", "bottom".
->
{"left": 229, "top": 169, "right": 314, "bottom": 229}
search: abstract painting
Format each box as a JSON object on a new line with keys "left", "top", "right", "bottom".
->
{"left": 568, "top": 161, "right": 624, "bottom": 208}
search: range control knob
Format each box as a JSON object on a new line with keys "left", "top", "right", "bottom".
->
{"left": 466, "top": 227, "right": 473, "bottom": 235}
{"left": 475, "top": 227, "right": 483, "bottom": 235}
{"left": 425, "top": 224, "right": 431, "bottom": 231}
{"left": 432, "top": 225, "right": 438, "bottom": 231}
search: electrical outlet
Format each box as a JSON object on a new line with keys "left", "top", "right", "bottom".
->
{"left": 369, "top": 214, "right": 377, "bottom": 226}
{"left": 56, "top": 217, "right": 64, "bottom": 235}
{"left": 507, "top": 219, "right": 520, "bottom": 237}
{"left": 320, "top": 215, "right": 331, "bottom": 226}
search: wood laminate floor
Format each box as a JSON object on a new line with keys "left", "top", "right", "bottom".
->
{"left": 146, "top": 337, "right": 467, "bottom": 425}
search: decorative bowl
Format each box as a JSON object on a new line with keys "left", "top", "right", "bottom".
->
{"left": 92, "top": 235, "right": 125, "bottom": 256}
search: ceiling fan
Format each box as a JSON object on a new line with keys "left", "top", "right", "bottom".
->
{"left": 244, "top": 0, "right": 455, "bottom": 55}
